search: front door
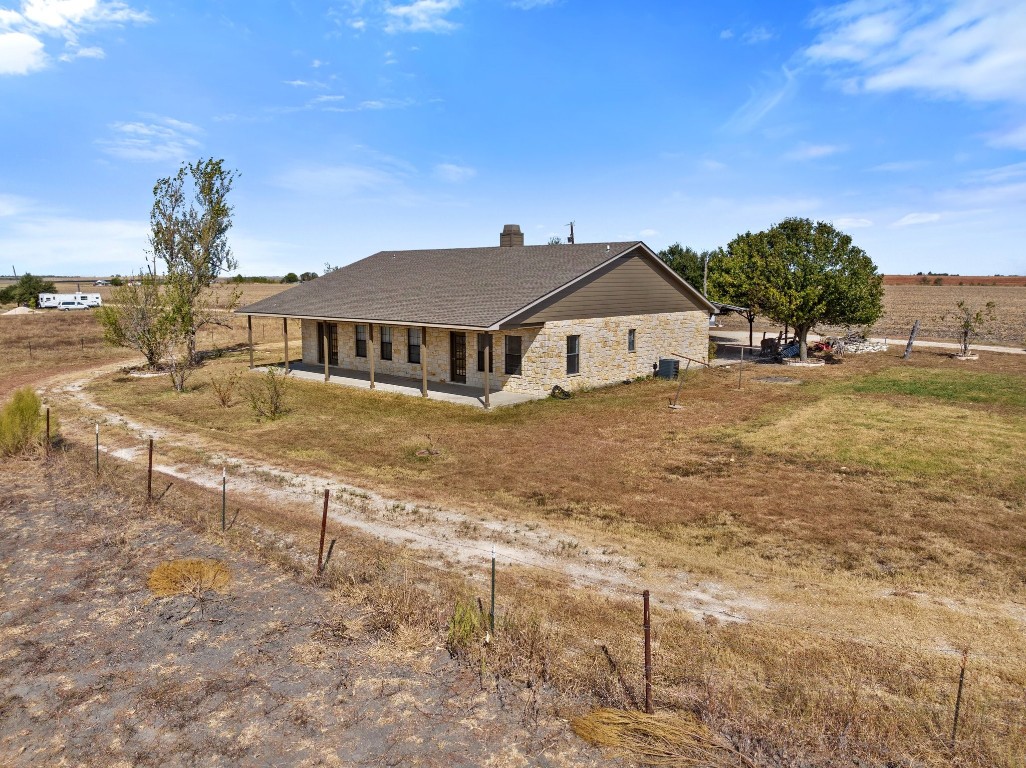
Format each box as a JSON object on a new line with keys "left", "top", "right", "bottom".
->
{"left": 317, "top": 322, "right": 339, "bottom": 366}
{"left": 449, "top": 331, "right": 467, "bottom": 383}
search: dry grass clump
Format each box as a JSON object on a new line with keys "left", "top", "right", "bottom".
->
{"left": 148, "top": 558, "right": 231, "bottom": 598}
{"left": 572, "top": 707, "right": 753, "bottom": 767}
{"left": 0, "top": 387, "right": 46, "bottom": 456}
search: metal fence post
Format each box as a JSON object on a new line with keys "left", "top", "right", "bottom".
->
{"left": 643, "top": 589, "right": 653, "bottom": 714}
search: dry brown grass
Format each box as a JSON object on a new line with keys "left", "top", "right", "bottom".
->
{"left": 147, "top": 558, "right": 230, "bottom": 597}
{"left": 18, "top": 313, "right": 1026, "bottom": 766}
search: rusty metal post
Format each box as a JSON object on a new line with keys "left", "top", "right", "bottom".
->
{"left": 248, "top": 315, "right": 254, "bottom": 369}
{"left": 951, "top": 650, "right": 969, "bottom": 746}
{"left": 45, "top": 407, "right": 50, "bottom": 454}
{"left": 643, "top": 589, "right": 653, "bottom": 714}
{"left": 147, "top": 438, "right": 154, "bottom": 501}
{"left": 283, "top": 317, "right": 289, "bottom": 373}
{"left": 490, "top": 545, "right": 496, "bottom": 635}
{"left": 221, "top": 467, "right": 227, "bottom": 532}
{"left": 317, "top": 489, "right": 330, "bottom": 574}
{"left": 483, "top": 343, "right": 490, "bottom": 410}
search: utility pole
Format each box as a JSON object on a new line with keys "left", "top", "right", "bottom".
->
{"left": 566, "top": 221, "right": 575, "bottom": 244}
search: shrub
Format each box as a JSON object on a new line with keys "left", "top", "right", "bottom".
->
{"left": 708, "top": 341, "right": 717, "bottom": 361}
{"left": 210, "top": 370, "right": 242, "bottom": 408}
{"left": 0, "top": 387, "right": 45, "bottom": 456}
{"left": 247, "top": 367, "right": 291, "bottom": 420}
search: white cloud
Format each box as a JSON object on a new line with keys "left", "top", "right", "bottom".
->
{"left": 639, "top": 228, "right": 658, "bottom": 237}
{"left": 785, "top": 143, "right": 845, "bottom": 160}
{"left": 806, "top": 0, "right": 1026, "bottom": 104}
{"left": 700, "top": 158, "right": 727, "bottom": 171}
{"left": 834, "top": 216, "right": 873, "bottom": 228}
{"left": 869, "top": 160, "right": 926, "bottom": 172}
{"left": 0, "top": 0, "right": 149, "bottom": 75}
{"left": 97, "top": 116, "right": 202, "bottom": 162}
{"left": 276, "top": 164, "right": 407, "bottom": 197}
{"left": 725, "top": 66, "right": 797, "bottom": 133}
{"left": 0, "top": 30, "right": 46, "bottom": 73}
{"left": 719, "top": 29, "right": 733, "bottom": 40}
{"left": 384, "top": 0, "right": 460, "bottom": 33}
{"left": 509, "top": 0, "right": 558, "bottom": 9}
{"left": 987, "top": 121, "right": 1026, "bottom": 150}
{"left": 0, "top": 210, "right": 149, "bottom": 274}
{"left": 742, "top": 26, "right": 774, "bottom": 44}
{"left": 59, "top": 44, "right": 103, "bottom": 61}
{"left": 892, "top": 212, "right": 941, "bottom": 227}
{"left": 434, "top": 163, "right": 475, "bottom": 183}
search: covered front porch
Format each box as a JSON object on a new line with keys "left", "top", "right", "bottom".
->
{"left": 267, "top": 362, "right": 539, "bottom": 409}
{"left": 245, "top": 314, "right": 532, "bottom": 409}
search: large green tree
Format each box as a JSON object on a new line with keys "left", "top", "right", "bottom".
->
{"left": 717, "top": 218, "right": 883, "bottom": 360}
{"left": 0, "top": 274, "right": 57, "bottom": 306}
{"left": 657, "top": 244, "right": 705, "bottom": 293}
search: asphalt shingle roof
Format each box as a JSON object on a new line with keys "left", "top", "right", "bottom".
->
{"left": 237, "top": 242, "right": 642, "bottom": 328}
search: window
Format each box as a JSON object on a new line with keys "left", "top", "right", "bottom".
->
{"left": 355, "top": 324, "right": 367, "bottom": 358}
{"left": 628, "top": 329, "right": 636, "bottom": 353}
{"left": 567, "top": 334, "right": 580, "bottom": 375}
{"left": 504, "top": 335, "right": 522, "bottom": 376}
{"left": 380, "top": 326, "right": 393, "bottom": 361}
{"left": 477, "top": 333, "right": 493, "bottom": 372}
{"left": 408, "top": 328, "right": 421, "bottom": 364}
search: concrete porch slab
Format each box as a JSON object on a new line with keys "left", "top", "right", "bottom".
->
{"left": 258, "top": 362, "right": 543, "bottom": 409}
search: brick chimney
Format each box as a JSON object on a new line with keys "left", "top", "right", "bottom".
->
{"left": 499, "top": 224, "right": 524, "bottom": 247}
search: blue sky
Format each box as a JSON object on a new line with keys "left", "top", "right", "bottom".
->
{"left": 1, "top": 0, "right": 1024, "bottom": 277}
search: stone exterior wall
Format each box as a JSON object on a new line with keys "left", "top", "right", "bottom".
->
{"left": 503, "top": 311, "right": 708, "bottom": 394}
{"left": 298, "top": 311, "right": 708, "bottom": 396}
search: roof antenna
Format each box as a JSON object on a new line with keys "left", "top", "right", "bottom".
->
{"left": 566, "top": 221, "right": 575, "bottom": 244}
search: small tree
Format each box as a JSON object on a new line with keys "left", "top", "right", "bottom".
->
{"left": 151, "top": 158, "right": 240, "bottom": 364}
{"left": 0, "top": 387, "right": 46, "bottom": 456}
{"left": 707, "top": 236, "right": 763, "bottom": 346}
{"left": 299, "top": 271, "right": 318, "bottom": 282}
{"left": 0, "top": 274, "right": 57, "bottom": 306}
{"left": 948, "top": 300, "right": 996, "bottom": 357}
{"left": 247, "top": 367, "right": 291, "bottom": 420}
{"left": 98, "top": 270, "right": 171, "bottom": 369}
{"left": 547, "top": 236, "right": 563, "bottom": 245}
{"left": 282, "top": 272, "right": 299, "bottom": 283}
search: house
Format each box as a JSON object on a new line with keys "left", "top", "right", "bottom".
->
{"left": 236, "top": 225, "right": 715, "bottom": 403}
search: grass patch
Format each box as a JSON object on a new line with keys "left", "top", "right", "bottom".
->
{"left": 733, "top": 394, "right": 1026, "bottom": 486}
{"left": 846, "top": 367, "right": 1026, "bottom": 408}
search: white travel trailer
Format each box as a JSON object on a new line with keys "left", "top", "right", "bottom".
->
{"left": 38, "top": 292, "right": 102, "bottom": 308}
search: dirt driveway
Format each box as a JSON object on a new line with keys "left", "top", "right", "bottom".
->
{"left": 0, "top": 458, "right": 609, "bottom": 768}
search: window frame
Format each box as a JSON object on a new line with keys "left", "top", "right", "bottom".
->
{"left": 355, "top": 324, "right": 367, "bottom": 358}
{"left": 407, "top": 327, "right": 421, "bottom": 364}
{"left": 380, "top": 325, "right": 393, "bottom": 361}
{"left": 627, "top": 328, "right": 636, "bottom": 353}
{"left": 504, "top": 335, "right": 522, "bottom": 376}
{"left": 566, "top": 334, "right": 581, "bottom": 375}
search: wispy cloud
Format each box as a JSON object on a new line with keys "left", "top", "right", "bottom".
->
{"left": 719, "top": 29, "right": 734, "bottom": 40}
{"left": 725, "top": 66, "right": 798, "bottom": 133}
{"left": 892, "top": 212, "right": 941, "bottom": 227}
{"left": 785, "top": 143, "right": 845, "bottom": 160}
{"left": 987, "top": 121, "right": 1026, "bottom": 150}
{"left": 0, "top": 0, "right": 150, "bottom": 75}
{"left": 742, "top": 26, "right": 774, "bottom": 44}
{"left": 97, "top": 116, "right": 202, "bottom": 162}
{"left": 869, "top": 160, "right": 926, "bottom": 172}
{"left": 806, "top": 0, "right": 1026, "bottom": 104}
{"left": 384, "top": 0, "right": 460, "bottom": 33}
{"left": 509, "top": 0, "right": 558, "bottom": 9}
{"left": 433, "top": 163, "right": 475, "bottom": 183}
{"left": 834, "top": 216, "right": 873, "bottom": 228}
{"left": 639, "top": 228, "right": 658, "bottom": 237}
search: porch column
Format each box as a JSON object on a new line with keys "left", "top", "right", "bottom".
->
{"left": 323, "top": 327, "right": 329, "bottom": 382}
{"left": 421, "top": 326, "right": 428, "bottom": 397}
{"left": 283, "top": 317, "right": 289, "bottom": 373}
{"left": 247, "top": 315, "right": 254, "bottom": 369}
{"left": 368, "top": 323, "right": 375, "bottom": 389}
{"left": 483, "top": 344, "right": 490, "bottom": 409}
